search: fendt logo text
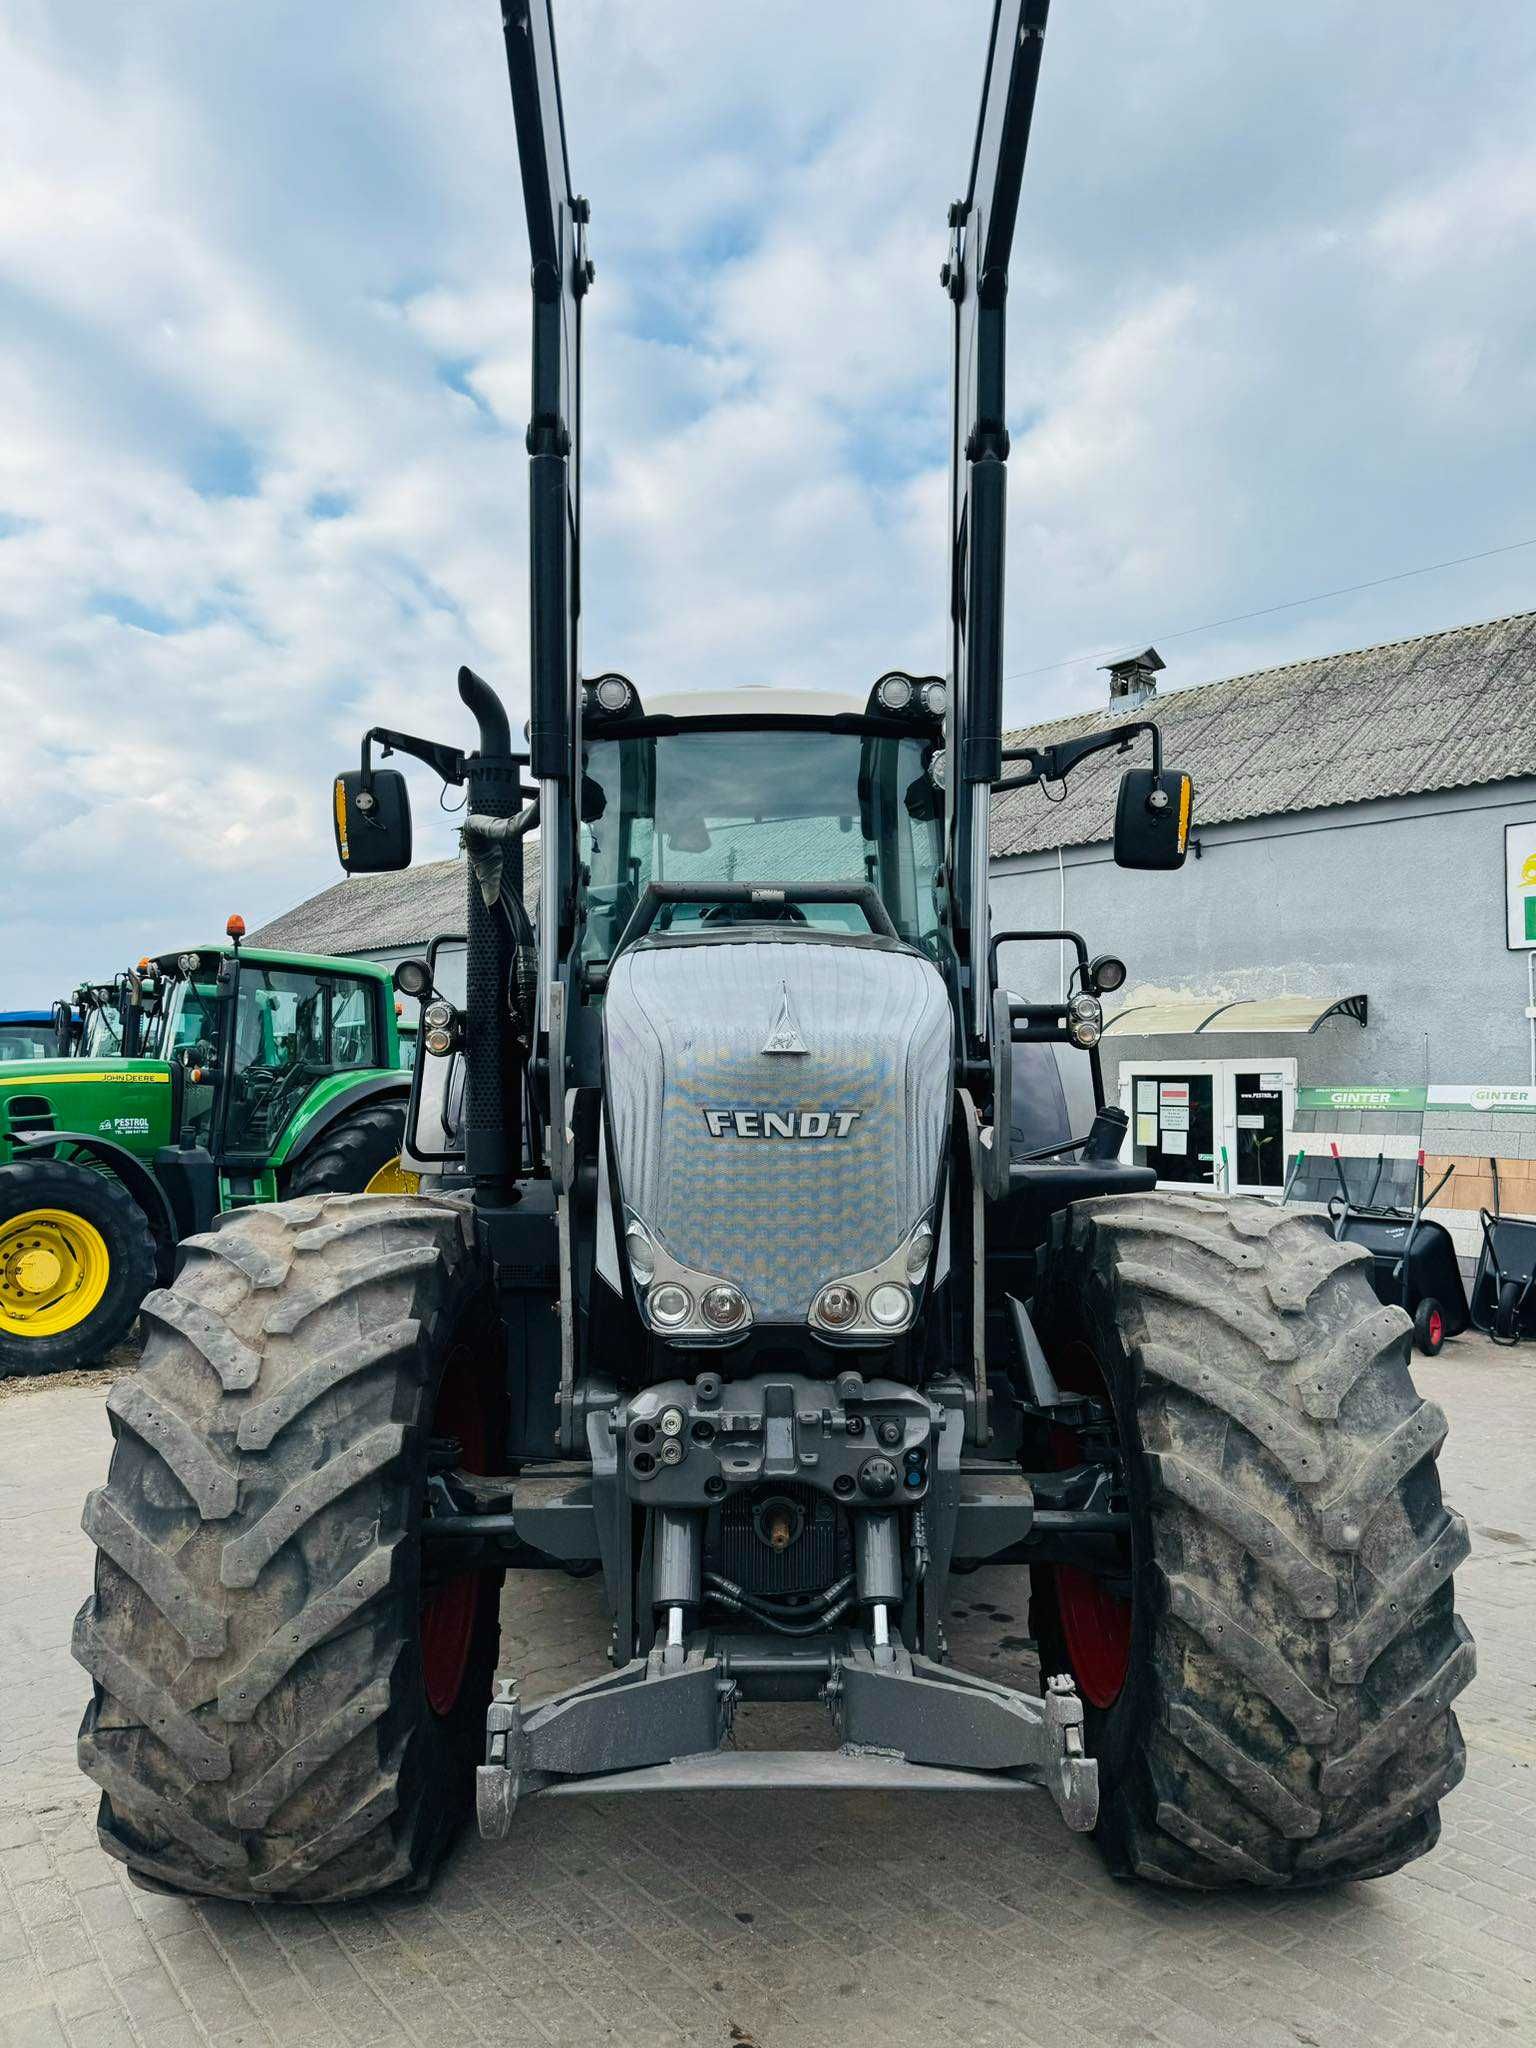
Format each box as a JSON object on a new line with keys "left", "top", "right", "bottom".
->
{"left": 703, "top": 1110, "right": 861, "bottom": 1140}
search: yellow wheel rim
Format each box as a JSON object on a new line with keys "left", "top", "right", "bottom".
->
{"left": 364, "top": 1156, "right": 421, "bottom": 1197}
{"left": 0, "top": 1208, "right": 112, "bottom": 1339}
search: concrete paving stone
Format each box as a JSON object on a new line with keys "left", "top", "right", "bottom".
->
{"left": 5, "top": 1346, "right": 1536, "bottom": 2046}
{"left": 63, "top": 2015, "right": 137, "bottom": 2048}
{"left": 14, "top": 1925, "right": 94, "bottom": 1981}
{"left": 45, "top": 1960, "right": 116, "bottom": 2023}
{"left": 0, "top": 2012, "right": 68, "bottom": 2048}
{"left": 0, "top": 1959, "right": 50, "bottom": 2016}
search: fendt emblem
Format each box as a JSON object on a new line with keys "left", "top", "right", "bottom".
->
{"left": 762, "top": 982, "right": 809, "bottom": 1056}
{"left": 704, "top": 1110, "right": 861, "bottom": 1140}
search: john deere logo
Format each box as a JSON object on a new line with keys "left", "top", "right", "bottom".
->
{"left": 703, "top": 1110, "right": 861, "bottom": 1139}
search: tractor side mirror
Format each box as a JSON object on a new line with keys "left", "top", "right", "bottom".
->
{"left": 1114, "top": 767, "right": 1193, "bottom": 871}
{"left": 333, "top": 769, "right": 412, "bottom": 874}
{"left": 51, "top": 1000, "right": 73, "bottom": 1056}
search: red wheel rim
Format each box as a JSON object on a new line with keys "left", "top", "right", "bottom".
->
{"left": 420, "top": 1347, "right": 486, "bottom": 1718}
{"left": 1047, "top": 1343, "right": 1133, "bottom": 1711}
{"left": 1428, "top": 1308, "right": 1444, "bottom": 1349}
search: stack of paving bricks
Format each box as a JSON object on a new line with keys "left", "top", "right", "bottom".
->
{"left": 1421, "top": 1099, "right": 1536, "bottom": 1279}
{"left": 1289, "top": 1099, "right": 1536, "bottom": 1281}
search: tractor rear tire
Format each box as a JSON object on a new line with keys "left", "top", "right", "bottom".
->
{"left": 286, "top": 1102, "right": 407, "bottom": 1199}
{"left": 0, "top": 1159, "right": 157, "bottom": 1378}
{"left": 1030, "top": 1192, "right": 1473, "bottom": 1890}
{"left": 73, "top": 1193, "right": 503, "bottom": 1902}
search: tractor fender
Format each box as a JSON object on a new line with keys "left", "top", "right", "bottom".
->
{"left": 275, "top": 1075, "right": 411, "bottom": 1172}
{"left": 13, "top": 1130, "right": 180, "bottom": 1282}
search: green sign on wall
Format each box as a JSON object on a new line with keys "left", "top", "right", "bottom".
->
{"left": 1297, "top": 1086, "right": 1428, "bottom": 1113}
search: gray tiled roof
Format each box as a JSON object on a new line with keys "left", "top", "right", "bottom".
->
{"left": 250, "top": 847, "right": 541, "bottom": 957}
{"left": 992, "top": 609, "right": 1536, "bottom": 858}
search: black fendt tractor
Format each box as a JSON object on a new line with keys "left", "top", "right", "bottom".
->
{"left": 76, "top": 0, "right": 1471, "bottom": 1902}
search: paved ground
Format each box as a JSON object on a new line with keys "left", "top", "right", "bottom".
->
{"left": 2, "top": 1337, "right": 1534, "bottom": 2048}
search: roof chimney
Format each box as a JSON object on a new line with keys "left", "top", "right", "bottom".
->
{"left": 1102, "top": 645, "right": 1165, "bottom": 711}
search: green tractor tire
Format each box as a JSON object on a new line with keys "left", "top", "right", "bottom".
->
{"left": 286, "top": 1102, "right": 408, "bottom": 1199}
{"left": 0, "top": 1159, "right": 157, "bottom": 1378}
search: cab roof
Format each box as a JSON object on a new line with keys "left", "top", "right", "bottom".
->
{"left": 639, "top": 687, "right": 867, "bottom": 721}
{"left": 152, "top": 945, "right": 393, "bottom": 982}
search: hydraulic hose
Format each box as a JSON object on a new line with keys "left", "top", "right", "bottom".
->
{"left": 457, "top": 666, "right": 525, "bottom": 1191}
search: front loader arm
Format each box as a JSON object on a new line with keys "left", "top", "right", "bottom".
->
{"left": 946, "top": 0, "right": 1051, "bottom": 1044}
{"left": 499, "top": 0, "right": 590, "bottom": 991}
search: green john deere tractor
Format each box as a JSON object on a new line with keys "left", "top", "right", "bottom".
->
{"left": 0, "top": 929, "right": 413, "bottom": 1377}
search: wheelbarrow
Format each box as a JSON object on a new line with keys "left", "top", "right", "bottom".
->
{"left": 1327, "top": 1147, "right": 1470, "bottom": 1356}
{"left": 1469, "top": 1157, "right": 1536, "bottom": 1346}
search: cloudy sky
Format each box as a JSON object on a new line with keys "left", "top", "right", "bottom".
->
{"left": 2, "top": 0, "right": 1533, "bottom": 992}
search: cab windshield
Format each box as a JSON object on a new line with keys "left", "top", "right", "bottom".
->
{"left": 578, "top": 727, "right": 943, "bottom": 961}
{"left": 0, "top": 1023, "right": 54, "bottom": 1061}
{"left": 82, "top": 1006, "right": 124, "bottom": 1058}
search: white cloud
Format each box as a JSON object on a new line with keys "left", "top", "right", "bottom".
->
{"left": 0, "top": 0, "right": 1533, "bottom": 991}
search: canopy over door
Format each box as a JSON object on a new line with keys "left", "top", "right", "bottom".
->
{"left": 1104, "top": 993, "right": 1367, "bottom": 1037}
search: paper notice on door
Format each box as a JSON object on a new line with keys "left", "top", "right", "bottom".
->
{"left": 1136, "top": 1113, "right": 1157, "bottom": 1148}
{"left": 1159, "top": 1081, "right": 1189, "bottom": 1108}
{"left": 1237, "top": 1114, "right": 1265, "bottom": 1130}
{"left": 1136, "top": 1081, "right": 1157, "bottom": 1111}
{"left": 1161, "top": 1128, "right": 1188, "bottom": 1156}
{"left": 1160, "top": 1106, "right": 1190, "bottom": 1132}
{"left": 1260, "top": 1072, "right": 1286, "bottom": 1091}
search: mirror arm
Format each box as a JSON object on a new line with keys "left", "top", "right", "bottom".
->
{"left": 995, "top": 717, "right": 1162, "bottom": 792}
{"left": 362, "top": 726, "right": 470, "bottom": 790}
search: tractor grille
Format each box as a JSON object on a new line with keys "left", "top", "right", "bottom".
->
{"left": 4, "top": 1097, "right": 55, "bottom": 1137}
{"left": 715, "top": 1482, "right": 849, "bottom": 1597}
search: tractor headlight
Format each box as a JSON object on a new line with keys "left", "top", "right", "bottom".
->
{"left": 628, "top": 1219, "right": 753, "bottom": 1341}
{"left": 922, "top": 681, "right": 947, "bottom": 717}
{"left": 625, "top": 1217, "right": 656, "bottom": 1286}
{"left": 867, "top": 1284, "right": 913, "bottom": 1329}
{"left": 813, "top": 1284, "right": 861, "bottom": 1329}
{"left": 594, "top": 673, "right": 633, "bottom": 714}
{"left": 177, "top": 953, "right": 199, "bottom": 976}
{"left": 1067, "top": 993, "right": 1103, "bottom": 1048}
{"left": 877, "top": 674, "right": 913, "bottom": 712}
{"left": 648, "top": 1283, "right": 692, "bottom": 1328}
{"left": 810, "top": 1217, "right": 935, "bottom": 1342}
{"left": 700, "top": 1283, "right": 748, "bottom": 1331}
{"left": 904, "top": 1220, "right": 935, "bottom": 1282}
{"left": 422, "top": 998, "right": 458, "bottom": 1057}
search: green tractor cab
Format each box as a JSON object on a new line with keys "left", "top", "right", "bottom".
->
{"left": 0, "top": 933, "right": 414, "bottom": 1377}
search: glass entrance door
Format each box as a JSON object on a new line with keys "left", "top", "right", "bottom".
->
{"left": 1233, "top": 1071, "right": 1286, "bottom": 1189}
{"left": 1132, "top": 1073, "right": 1216, "bottom": 1185}
{"left": 1120, "top": 1058, "right": 1296, "bottom": 1193}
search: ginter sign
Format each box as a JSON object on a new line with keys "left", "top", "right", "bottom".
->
{"left": 1507, "top": 822, "right": 1536, "bottom": 949}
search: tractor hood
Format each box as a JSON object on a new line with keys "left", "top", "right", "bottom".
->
{"left": 602, "top": 932, "right": 952, "bottom": 1334}
{"left": 0, "top": 1060, "right": 176, "bottom": 1164}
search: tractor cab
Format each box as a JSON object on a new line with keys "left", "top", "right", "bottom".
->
{"left": 145, "top": 940, "right": 401, "bottom": 1176}
{"left": 574, "top": 683, "right": 946, "bottom": 968}
{"left": 0, "top": 1011, "right": 65, "bottom": 1062}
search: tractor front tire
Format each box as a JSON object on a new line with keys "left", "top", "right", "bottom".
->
{"left": 1031, "top": 1192, "right": 1473, "bottom": 1890}
{"left": 0, "top": 1159, "right": 156, "bottom": 1378}
{"left": 74, "top": 1193, "right": 502, "bottom": 1902}
{"left": 286, "top": 1102, "right": 408, "bottom": 1199}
